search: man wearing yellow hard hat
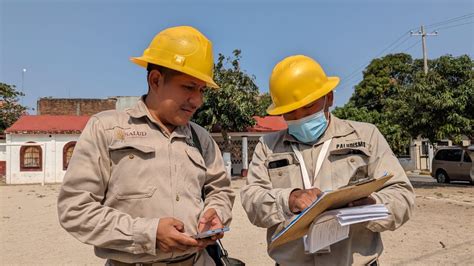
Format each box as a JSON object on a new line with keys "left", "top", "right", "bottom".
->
{"left": 58, "top": 26, "right": 235, "bottom": 265}
{"left": 241, "top": 55, "right": 415, "bottom": 265}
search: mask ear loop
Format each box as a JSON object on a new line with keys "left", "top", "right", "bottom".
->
{"left": 322, "top": 95, "right": 331, "bottom": 121}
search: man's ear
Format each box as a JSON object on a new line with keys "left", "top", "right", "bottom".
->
{"left": 326, "top": 91, "right": 334, "bottom": 110}
{"left": 147, "top": 69, "right": 163, "bottom": 92}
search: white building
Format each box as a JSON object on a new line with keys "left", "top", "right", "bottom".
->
{"left": 5, "top": 115, "right": 89, "bottom": 184}
{"left": 210, "top": 116, "right": 287, "bottom": 176}
{"left": 4, "top": 112, "right": 285, "bottom": 184}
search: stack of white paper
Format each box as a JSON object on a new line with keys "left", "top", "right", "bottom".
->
{"left": 304, "top": 204, "right": 389, "bottom": 254}
{"left": 321, "top": 204, "right": 390, "bottom": 226}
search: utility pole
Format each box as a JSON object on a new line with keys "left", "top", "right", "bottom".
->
{"left": 22, "top": 68, "right": 27, "bottom": 92}
{"left": 411, "top": 25, "right": 438, "bottom": 74}
{"left": 21, "top": 68, "right": 27, "bottom": 105}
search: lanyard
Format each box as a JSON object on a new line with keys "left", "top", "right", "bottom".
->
{"left": 291, "top": 139, "right": 332, "bottom": 189}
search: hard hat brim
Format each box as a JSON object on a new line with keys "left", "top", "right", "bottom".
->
{"left": 266, "top": 76, "right": 339, "bottom": 115}
{"left": 130, "top": 56, "right": 220, "bottom": 89}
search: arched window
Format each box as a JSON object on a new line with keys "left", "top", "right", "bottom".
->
{"left": 63, "top": 141, "right": 77, "bottom": 170}
{"left": 20, "top": 143, "right": 42, "bottom": 171}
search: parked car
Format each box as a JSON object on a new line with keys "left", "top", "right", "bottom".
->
{"left": 431, "top": 146, "right": 473, "bottom": 184}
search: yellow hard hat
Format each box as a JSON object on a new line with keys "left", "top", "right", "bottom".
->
{"left": 267, "top": 55, "right": 339, "bottom": 115}
{"left": 130, "top": 26, "right": 219, "bottom": 88}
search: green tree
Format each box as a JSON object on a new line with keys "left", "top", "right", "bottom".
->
{"left": 255, "top": 92, "right": 273, "bottom": 117}
{"left": 333, "top": 54, "right": 416, "bottom": 154}
{"left": 193, "top": 50, "right": 261, "bottom": 151}
{"left": 1, "top": 83, "right": 27, "bottom": 134}
{"left": 333, "top": 53, "right": 473, "bottom": 155}
{"left": 349, "top": 53, "right": 416, "bottom": 111}
{"left": 333, "top": 102, "right": 411, "bottom": 155}
{"left": 397, "top": 55, "right": 473, "bottom": 143}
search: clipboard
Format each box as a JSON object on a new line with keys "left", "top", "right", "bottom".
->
{"left": 269, "top": 173, "right": 393, "bottom": 250}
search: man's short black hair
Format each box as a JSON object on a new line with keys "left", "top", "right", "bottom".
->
{"left": 146, "top": 63, "right": 181, "bottom": 83}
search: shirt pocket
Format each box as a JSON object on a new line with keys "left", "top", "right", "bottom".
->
{"left": 266, "top": 153, "right": 303, "bottom": 189}
{"left": 108, "top": 142, "right": 157, "bottom": 200}
{"left": 183, "top": 147, "right": 207, "bottom": 201}
{"left": 329, "top": 147, "right": 371, "bottom": 188}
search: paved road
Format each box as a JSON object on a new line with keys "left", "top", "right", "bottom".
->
{"left": 407, "top": 172, "right": 472, "bottom": 188}
{"left": 407, "top": 173, "right": 436, "bottom": 184}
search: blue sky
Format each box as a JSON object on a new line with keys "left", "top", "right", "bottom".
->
{"left": 1, "top": 0, "right": 473, "bottom": 113}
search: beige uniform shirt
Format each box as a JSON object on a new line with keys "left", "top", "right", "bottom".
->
{"left": 241, "top": 116, "right": 415, "bottom": 266}
{"left": 58, "top": 97, "right": 235, "bottom": 263}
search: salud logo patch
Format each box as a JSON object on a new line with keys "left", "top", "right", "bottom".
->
{"left": 124, "top": 129, "right": 147, "bottom": 138}
{"left": 114, "top": 127, "right": 147, "bottom": 141}
{"left": 114, "top": 129, "right": 125, "bottom": 141}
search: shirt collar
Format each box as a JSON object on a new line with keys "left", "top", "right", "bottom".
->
{"left": 127, "top": 95, "right": 149, "bottom": 119}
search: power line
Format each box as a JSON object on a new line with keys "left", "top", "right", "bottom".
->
{"left": 385, "top": 36, "right": 413, "bottom": 54}
{"left": 401, "top": 40, "right": 422, "bottom": 53}
{"left": 338, "top": 38, "right": 420, "bottom": 91}
{"left": 338, "top": 13, "right": 473, "bottom": 91}
{"left": 338, "top": 35, "right": 414, "bottom": 88}
{"left": 434, "top": 21, "right": 474, "bottom": 31}
{"left": 338, "top": 63, "right": 370, "bottom": 87}
{"left": 374, "top": 33, "right": 413, "bottom": 58}
{"left": 425, "top": 13, "right": 474, "bottom": 29}
{"left": 339, "top": 32, "right": 412, "bottom": 87}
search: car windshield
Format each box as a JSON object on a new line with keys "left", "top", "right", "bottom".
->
{"left": 466, "top": 150, "right": 474, "bottom": 162}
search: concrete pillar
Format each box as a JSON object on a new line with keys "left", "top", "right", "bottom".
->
{"left": 223, "top": 152, "right": 232, "bottom": 178}
{"left": 428, "top": 143, "right": 434, "bottom": 172}
{"left": 241, "top": 136, "right": 248, "bottom": 177}
{"left": 6, "top": 134, "right": 11, "bottom": 184}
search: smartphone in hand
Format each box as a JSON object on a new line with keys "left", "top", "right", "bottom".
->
{"left": 192, "top": 227, "right": 230, "bottom": 239}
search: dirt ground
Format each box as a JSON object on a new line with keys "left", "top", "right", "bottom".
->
{"left": 1, "top": 177, "right": 473, "bottom": 265}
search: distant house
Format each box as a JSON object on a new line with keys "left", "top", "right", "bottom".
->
{"left": 1, "top": 96, "right": 140, "bottom": 184}
{"left": 4, "top": 115, "right": 89, "bottom": 184}
{"left": 211, "top": 116, "right": 287, "bottom": 176}
{"left": 3, "top": 110, "right": 285, "bottom": 184}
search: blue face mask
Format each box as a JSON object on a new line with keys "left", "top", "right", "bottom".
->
{"left": 286, "top": 109, "right": 328, "bottom": 143}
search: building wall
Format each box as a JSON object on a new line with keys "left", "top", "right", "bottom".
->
{"left": 115, "top": 96, "right": 140, "bottom": 111}
{"left": 6, "top": 134, "right": 80, "bottom": 184}
{"left": 211, "top": 135, "right": 261, "bottom": 175}
{"left": 411, "top": 139, "right": 434, "bottom": 171}
{"left": 37, "top": 98, "right": 116, "bottom": 116}
{"left": 398, "top": 157, "right": 416, "bottom": 171}
{"left": 461, "top": 139, "right": 471, "bottom": 147}
{"left": 0, "top": 162, "right": 5, "bottom": 176}
{"left": 0, "top": 138, "right": 6, "bottom": 160}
